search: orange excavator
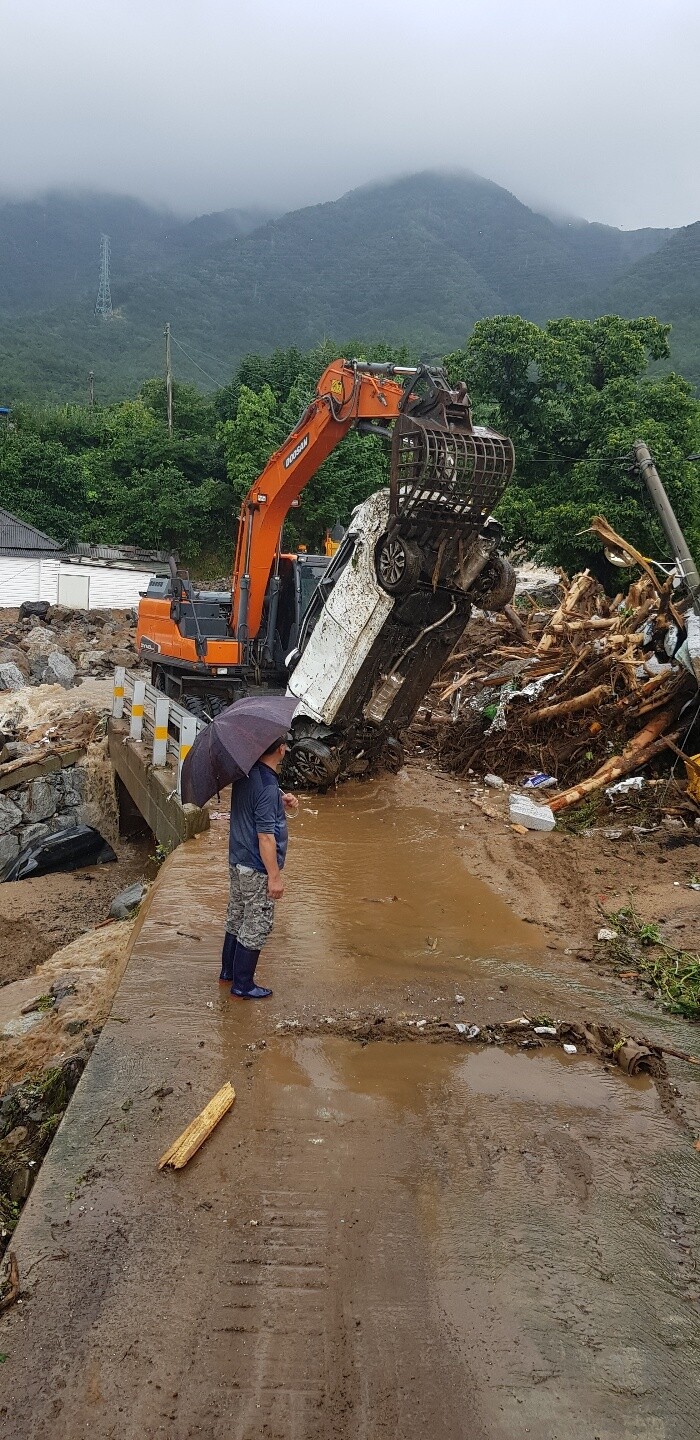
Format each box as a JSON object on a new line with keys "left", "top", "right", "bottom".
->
{"left": 136, "top": 359, "right": 516, "bottom": 760}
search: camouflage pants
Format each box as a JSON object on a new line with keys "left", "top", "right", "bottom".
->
{"left": 226, "top": 865, "right": 275, "bottom": 950}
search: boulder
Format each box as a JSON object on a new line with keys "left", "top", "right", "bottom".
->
{"left": 59, "top": 766, "right": 87, "bottom": 804}
{"left": 23, "top": 624, "right": 55, "bottom": 657}
{"left": 0, "top": 832, "right": 19, "bottom": 870}
{"left": 0, "top": 646, "right": 29, "bottom": 678}
{"left": 18, "top": 600, "right": 51, "bottom": 622}
{"left": 107, "top": 647, "right": 136, "bottom": 669}
{"left": 0, "top": 662, "right": 25, "bottom": 692}
{"left": 43, "top": 651, "right": 77, "bottom": 689}
{"left": 17, "top": 821, "right": 53, "bottom": 847}
{"left": 110, "top": 881, "right": 147, "bottom": 919}
{"left": 20, "top": 776, "right": 58, "bottom": 824}
{"left": 0, "top": 794, "right": 22, "bottom": 835}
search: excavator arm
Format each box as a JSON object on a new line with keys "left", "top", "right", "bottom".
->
{"left": 230, "top": 359, "right": 414, "bottom": 643}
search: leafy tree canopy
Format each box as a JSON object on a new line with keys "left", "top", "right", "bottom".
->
{"left": 445, "top": 315, "right": 700, "bottom": 572}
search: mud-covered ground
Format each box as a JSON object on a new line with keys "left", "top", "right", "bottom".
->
{"left": 3, "top": 772, "right": 698, "bottom": 1439}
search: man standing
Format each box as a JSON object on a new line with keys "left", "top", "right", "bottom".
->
{"left": 220, "top": 736, "right": 298, "bottom": 999}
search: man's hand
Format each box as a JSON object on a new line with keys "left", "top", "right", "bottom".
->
{"left": 258, "top": 832, "right": 285, "bottom": 900}
{"left": 282, "top": 792, "right": 299, "bottom": 815}
{"left": 267, "top": 871, "right": 285, "bottom": 900}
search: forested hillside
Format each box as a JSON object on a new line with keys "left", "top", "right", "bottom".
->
{"left": 0, "top": 172, "right": 686, "bottom": 404}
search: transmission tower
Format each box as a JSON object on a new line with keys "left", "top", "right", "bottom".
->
{"left": 94, "top": 233, "right": 113, "bottom": 318}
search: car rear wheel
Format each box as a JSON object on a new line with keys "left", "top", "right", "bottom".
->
{"left": 472, "top": 555, "right": 516, "bottom": 611}
{"left": 376, "top": 534, "right": 422, "bottom": 596}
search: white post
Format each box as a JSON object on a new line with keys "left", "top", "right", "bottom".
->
{"left": 177, "top": 714, "right": 198, "bottom": 795}
{"left": 112, "top": 666, "right": 126, "bottom": 719}
{"left": 129, "top": 679, "right": 146, "bottom": 741}
{"left": 152, "top": 695, "right": 169, "bottom": 767}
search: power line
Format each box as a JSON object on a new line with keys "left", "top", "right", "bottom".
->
{"left": 169, "top": 332, "right": 228, "bottom": 389}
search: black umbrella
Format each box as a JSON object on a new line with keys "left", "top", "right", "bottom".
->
{"left": 181, "top": 694, "right": 299, "bottom": 807}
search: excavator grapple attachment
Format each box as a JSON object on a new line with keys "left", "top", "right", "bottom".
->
{"left": 389, "top": 408, "right": 515, "bottom": 543}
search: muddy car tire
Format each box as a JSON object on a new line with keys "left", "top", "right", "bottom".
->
{"left": 289, "top": 738, "right": 340, "bottom": 789}
{"left": 376, "top": 534, "right": 422, "bottom": 596}
{"left": 472, "top": 555, "right": 516, "bottom": 611}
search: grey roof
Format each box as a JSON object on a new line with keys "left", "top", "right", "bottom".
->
{"left": 0, "top": 507, "right": 62, "bottom": 556}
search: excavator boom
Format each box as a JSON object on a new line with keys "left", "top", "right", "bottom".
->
{"left": 230, "top": 360, "right": 408, "bottom": 642}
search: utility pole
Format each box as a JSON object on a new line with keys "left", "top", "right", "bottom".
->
{"left": 165, "top": 322, "right": 173, "bottom": 437}
{"left": 88, "top": 370, "right": 95, "bottom": 408}
{"left": 633, "top": 440, "right": 700, "bottom": 606}
{"left": 94, "top": 234, "right": 113, "bottom": 318}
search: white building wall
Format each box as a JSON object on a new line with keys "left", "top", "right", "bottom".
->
{"left": 0, "top": 556, "right": 156, "bottom": 611}
{"left": 0, "top": 557, "right": 42, "bottom": 606}
{"left": 67, "top": 564, "right": 155, "bottom": 609}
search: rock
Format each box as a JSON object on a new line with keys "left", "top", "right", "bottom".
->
{"left": 110, "top": 880, "right": 147, "bottom": 919}
{"left": 597, "top": 927, "right": 618, "bottom": 942}
{"left": 23, "top": 624, "right": 56, "bottom": 657}
{"left": 78, "top": 649, "right": 107, "bottom": 673}
{"left": 107, "top": 647, "right": 136, "bottom": 669}
{"left": 59, "top": 766, "right": 87, "bottom": 803}
{"left": 508, "top": 793, "right": 556, "bottom": 832}
{"left": 17, "top": 821, "right": 53, "bottom": 847}
{"left": 43, "top": 651, "right": 77, "bottom": 688}
{"left": 50, "top": 809, "right": 80, "bottom": 833}
{"left": 0, "top": 646, "right": 29, "bottom": 677}
{"left": 0, "top": 661, "right": 26, "bottom": 691}
{"left": 0, "top": 741, "right": 32, "bottom": 762}
{"left": 0, "top": 832, "right": 19, "bottom": 869}
{"left": 18, "top": 600, "right": 51, "bottom": 622}
{"left": 0, "top": 794, "right": 23, "bottom": 834}
{"left": 484, "top": 773, "right": 506, "bottom": 790}
{"left": 20, "top": 776, "right": 59, "bottom": 823}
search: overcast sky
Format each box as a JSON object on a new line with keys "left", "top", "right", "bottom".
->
{"left": 1, "top": 0, "right": 697, "bottom": 229}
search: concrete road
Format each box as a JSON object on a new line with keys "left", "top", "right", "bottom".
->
{"left": 3, "top": 780, "right": 698, "bottom": 1438}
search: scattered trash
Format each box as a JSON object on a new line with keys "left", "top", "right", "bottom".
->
{"left": 465, "top": 1024, "right": 481, "bottom": 1040}
{"left": 534, "top": 1025, "right": 557, "bottom": 1036}
{"left": 504, "top": 1016, "right": 531, "bottom": 1029}
{"left": 615, "top": 1039, "right": 654, "bottom": 1075}
{"left": 597, "top": 928, "right": 618, "bottom": 942}
{"left": 454, "top": 994, "right": 465, "bottom": 1005}
{"left": 157, "top": 1082, "right": 236, "bottom": 1170}
{"left": 606, "top": 777, "right": 646, "bottom": 799}
{"left": 484, "top": 773, "right": 506, "bottom": 790}
{"left": 455, "top": 1022, "right": 468, "bottom": 1034}
{"left": 522, "top": 773, "right": 557, "bottom": 790}
{"left": 562, "top": 1043, "right": 578, "bottom": 1055}
{"left": 508, "top": 793, "right": 556, "bottom": 832}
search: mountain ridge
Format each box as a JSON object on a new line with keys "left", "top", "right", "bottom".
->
{"left": 0, "top": 170, "right": 692, "bottom": 404}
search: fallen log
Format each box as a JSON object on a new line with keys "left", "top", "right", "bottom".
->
{"left": 525, "top": 682, "right": 611, "bottom": 725}
{"left": 549, "top": 708, "right": 680, "bottom": 812}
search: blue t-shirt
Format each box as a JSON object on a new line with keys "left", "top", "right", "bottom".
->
{"left": 229, "top": 761, "right": 288, "bottom": 873}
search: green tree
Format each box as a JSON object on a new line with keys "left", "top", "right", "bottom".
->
{"left": 445, "top": 315, "right": 700, "bottom": 572}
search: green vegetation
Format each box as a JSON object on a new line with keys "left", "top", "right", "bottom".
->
{"left": 2, "top": 322, "right": 698, "bottom": 575}
{"left": 605, "top": 905, "right": 700, "bottom": 1020}
{"left": 0, "top": 172, "right": 689, "bottom": 404}
{"left": 449, "top": 314, "right": 700, "bottom": 572}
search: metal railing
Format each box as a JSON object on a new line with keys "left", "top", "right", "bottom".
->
{"left": 111, "top": 667, "right": 205, "bottom": 797}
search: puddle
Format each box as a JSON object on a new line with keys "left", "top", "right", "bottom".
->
{"left": 280, "top": 788, "right": 543, "bottom": 988}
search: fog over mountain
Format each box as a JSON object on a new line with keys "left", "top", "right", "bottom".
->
{"left": 2, "top": 0, "right": 699, "bottom": 229}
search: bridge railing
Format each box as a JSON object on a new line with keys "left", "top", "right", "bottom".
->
{"left": 111, "top": 667, "right": 205, "bottom": 796}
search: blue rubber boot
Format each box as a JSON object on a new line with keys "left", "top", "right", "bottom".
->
{"left": 219, "top": 931, "right": 237, "bottom": 984}
{"left": 231, "top": 943, "right": 272, "bottom": 999}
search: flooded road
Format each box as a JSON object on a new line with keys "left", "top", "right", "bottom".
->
{"left": 4, "top": 776, "right": 699, "bottom": 1438}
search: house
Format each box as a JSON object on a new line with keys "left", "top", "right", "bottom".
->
{"left": 0, "top": 508, "right": 169, "bottom": 610}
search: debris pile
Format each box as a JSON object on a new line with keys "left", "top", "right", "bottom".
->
{"left": 0, "top": 602, "right": 137, "bottom": 693}
{"left": 412, "top": 520, "right": 700, "bottom": 815}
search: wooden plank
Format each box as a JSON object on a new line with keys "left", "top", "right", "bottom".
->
{"left": 158, "top": 1083, "right": 236, "bottom": 1170}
